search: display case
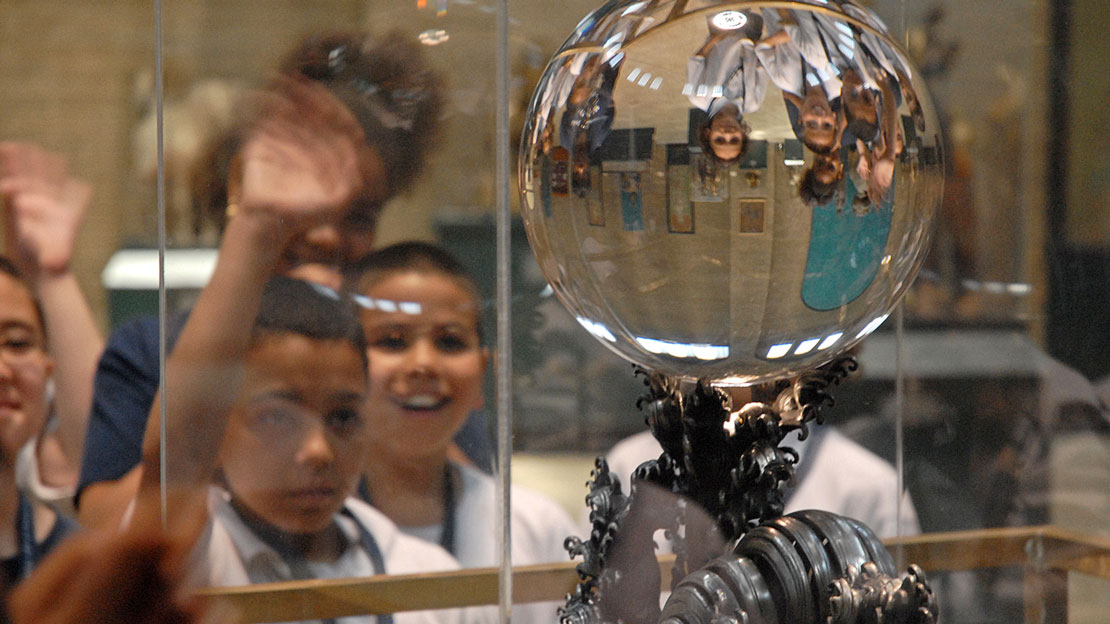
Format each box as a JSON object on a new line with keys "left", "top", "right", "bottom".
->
{"left": 1, "top": 1, "right": 1107, "bottom": 623}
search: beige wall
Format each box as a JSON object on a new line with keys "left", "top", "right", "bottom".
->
{"left": 0, "top": 2, "right": 150, "bottom": 325}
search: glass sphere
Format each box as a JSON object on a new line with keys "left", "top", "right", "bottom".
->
{"left": 519, "top": 0, "right": 943, "bottom": 385}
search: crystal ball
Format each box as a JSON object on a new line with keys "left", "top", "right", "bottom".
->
{"left": 519, "top": 0, "right": 943, "bottom": 385}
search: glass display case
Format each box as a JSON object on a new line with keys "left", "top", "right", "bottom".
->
{"left": 1, "top": 1, "right": 1107, "bottom": 623}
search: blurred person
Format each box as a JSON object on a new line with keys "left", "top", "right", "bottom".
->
{"left": 347, "top": 242, "right": 578, "bottom": 623}
{"left": 77, "top": 30, "right": 445, "bottom": 531}
{"left": 0, "top": 258, "right": 81, "bottom": 617}
{"left": 0, "top": 143, "right": 103, "bottom": 517}
{"left": 127, "top": 78, "right": 483, "bottom": 620}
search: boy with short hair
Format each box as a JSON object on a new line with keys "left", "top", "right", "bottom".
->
{"left": 142, "top": 276, "right": 484, "bottom": 624}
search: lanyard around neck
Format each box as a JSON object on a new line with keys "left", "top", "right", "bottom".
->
{"left": 359, "top": 464, "right": 457, "bottom": 557}
{"left": 229, "top": 496, "right": 394, "bottom": 624}
{"left": 17, "top": 492, "right": 35, "bottom": 581}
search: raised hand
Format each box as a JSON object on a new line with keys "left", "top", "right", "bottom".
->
{"left": 8, "top": 495, "right": 229, "bottom": 624}
{"left": 0, "top": 142, "right": 92, "bottom": 281}
{"left": 229, "top": 76, "right": 382, "bottom": 235}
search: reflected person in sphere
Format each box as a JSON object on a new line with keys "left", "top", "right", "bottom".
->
{"left": 842, "top": 65, "right": 901, "bottom": 206}
{"left": 347, "top": 242, "right": 578, "bottom": 624}
{"left": 76, "top": 30, "right": 444, "bottom": 532}
{"left": 756, "top": 8, "right": 844, "bottom": 156}
{"left": 560, "top": 54, "right": 621, "bottom": 200}
{"left": 686, "top": 10, "right": 768, "bottom": 164}
{"left": 798, "top": 151, "right": 844, "bottom": 207}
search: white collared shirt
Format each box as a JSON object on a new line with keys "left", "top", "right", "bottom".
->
{"left": 194, "top": 487, "right": 494, "bottom": 624}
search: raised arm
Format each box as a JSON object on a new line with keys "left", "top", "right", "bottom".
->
{"left": 0, "top": 142, "right": 103, "bottom": 492}
{"left": 133, "top": 77, "right": 373, "bottom": 531}
{"left": 866, "top": 71, "right": 901, "bottom": 204}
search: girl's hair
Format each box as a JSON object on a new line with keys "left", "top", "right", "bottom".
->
{"left": 843, "top": 109, "right": 879, "bottom": 147}
{"left": 252, "top": 275, "right": 368, "bottom": 374}
{"left": 193, "top": 30, "right": 445, "bottom": 232}
{"left": 344, "top": 241, "right": 484, "bottom": 343}
{"left": 280, "top": 30, "right": 444, "bottom": 198}
{"left": 0, "top": 256, "right": 47, "bottom": 338}
{"left": 799, "top": 165, "right": 839, "bottom": 207}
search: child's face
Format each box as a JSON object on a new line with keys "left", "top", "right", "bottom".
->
{"left": 280, "top": 198, "right": 380, "bottom": 292}
{"left": 220, "top": 334, "right": 368, "bottom": 534}
{"left": 814, "top": 153, "right": 844, "bottom": 185}
{"left": 800, "top": 88, "right": 838, "bottom": 152}
{"left": 707, "top": 107, "right": 745, "bottom": 161}
{"left": 358, "top": 271, "right": 487, "bottom": 462}
{"left": 0, "top": 273, "right": 53, "bottom": 468}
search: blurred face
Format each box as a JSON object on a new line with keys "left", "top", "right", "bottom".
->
{"left": 219, "top": 334, "right": 367, "bottom": 534}
{"left": 800, "top": 88, "right": 838, "bottom": 153}
{"left": 707, "top": 108, "right": 745, "bottom": 161}
{"left": 814, "top": 153, "right": 844, "bottom": 185}
{"left": 0, "top": 273, "right": 53, "bottom": 468}
{"left": 280, "top": 143, "right": 388, "bottom": 291}
{"left": 358, "top": 271, "right": 488, "bottom": 462}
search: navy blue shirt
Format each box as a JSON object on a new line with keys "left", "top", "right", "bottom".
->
{"left": 76, "top": 312, "right": 188, "bottom": 504}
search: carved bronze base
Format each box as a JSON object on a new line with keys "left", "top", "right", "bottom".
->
{"left": 561, "top": 357, "right": 937, "bottom": 624}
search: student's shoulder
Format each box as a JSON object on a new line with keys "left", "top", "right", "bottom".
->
{"left": 453, "top": 462, "right": 570, "bottom": 518}
{"left": 510, "top": 483, "right": 575, "bottom": 529}
{"left": 459, "top": 463, "right": 579, "bottom": 554}
{"left": 814, "top": 427, "right": 898, "bottom": 481}
{"left": 604, "top": 430, "right": 662, "bottom": 485}
{"left": 607, "top": 430, "right": 660, "bottom": 461}
{"left": 343, "top": 497, "right": 461, "bottom": 575}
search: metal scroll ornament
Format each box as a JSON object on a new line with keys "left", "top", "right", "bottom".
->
{"left": 517, "top": 1, "right": 943, "bottom": 622}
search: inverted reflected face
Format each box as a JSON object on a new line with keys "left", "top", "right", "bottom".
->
{"left": 814, "top": 153, "right": 843, "bottom": 185}
{"left": 358, "top": 271, "right": 487, "bottom": 462}
{"left": 800, "top": 90, "right": 839, "bottom": 153}
{"left": 220, "top": 334, "right": 367, "bottom": 535}
{"left": 0, "top": 273, "right": 52, "bottom": 466}
{"left": 707, "top": 110, "right": 745, "bottom": 161}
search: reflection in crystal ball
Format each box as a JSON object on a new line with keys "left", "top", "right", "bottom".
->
{"left": 519, "top": 0, "right": 944, "bottom": 385}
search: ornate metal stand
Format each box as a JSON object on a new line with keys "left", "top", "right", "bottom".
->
{"left": 561, "top": 356, "right": 937, "bottom": 624}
